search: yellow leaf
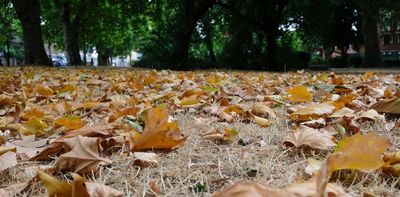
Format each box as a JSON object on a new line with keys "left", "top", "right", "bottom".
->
{"left": 331, "top": 133, "right": 391, "bottom": 172}
{"left": 55, "top": 115, "right": 86, "bottom": 130}
{"left": 20, "top": 117, "right": 48, "bottom": 136}
{"left": 21, "top": 108, "right": 45, "bottom": 120}
{"left": 35, "top": 85, "right": 54, "bottom": 97}
{"left": 37, "top": 170, "right": 72, "bottom": 197}
{"left": 179, "top": 95, "right": 202, "bottom": 107}
{"left": 60, "top": 84, "right": 76, "bottom": 93}
{"left": 287, "top": 86, "right": 312, "bottom": 102}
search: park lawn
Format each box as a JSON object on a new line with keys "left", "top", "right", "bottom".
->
{"left": 0, "top": 66, "right": 399, "bottom": 196}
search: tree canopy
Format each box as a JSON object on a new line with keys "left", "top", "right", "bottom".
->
{"left": 1, "top": 0, "right": 400, "bottom": 69}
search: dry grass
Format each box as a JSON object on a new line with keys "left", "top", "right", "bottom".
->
{"left": 1, "top": 69, "right": 400, "bottom": 196}
{"left": 3, "top": 107, "right": 400, "bottom": 196}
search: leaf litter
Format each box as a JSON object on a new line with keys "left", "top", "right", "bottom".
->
{"left": 0, "top": 67, "right": 400, "bottom": 196}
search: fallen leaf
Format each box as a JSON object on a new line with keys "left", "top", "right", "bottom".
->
{"left": 0, "top": 151, "right": 17, "bottom": 172}
{"left": 283, "top": 126, "right": 336, "bottom": 150}
{"left": 372, "top": 97, "right": 400, "bottom": 115}
{"left": 213, "top": 182, "right": 294, "bottom": 197}
{"left": 286, "top": 182, "right": 349, "bottom": 197}
{"left": 331, "top": 133, "right": 391, "bottom": 172}
{"left": 21, "top": 108, "right": 45, "bottom": 120}
{"left": 31, "top": 124, "right": 119, "bottom": 161}
{"left": 304, "top": 158, "right": 323, "bottom": 175}
{"left": 287, "top": 86, "right": 313, "bottom": 102}
{"left": 54, "top": 135, "right": 112, "bottom": 174}
{"left": 132, "top": 108, "right": 186, "bottom": 150}
{"left": 11, "top": 135, "right": 48, "bottom": 159}
{"left": 133, "top": 152, "right": 159, "bottom": 167}
{"left": 55, "top": 115, "right": 86, "bottom": 130}
{"left": 0, "top": 182, "right": 29, "bottom": 197}
{"left": 19, "top": 117, "right": 48, "bottom": 136}
{"left": 330, "top": 107, "right": 355, "bottom": 118}
{"left": 382, "top": 151, "right": 400, "bottom": 176}
{"left": 35, "top": 85, "right": 54, "bottom": 97}
{"left": 38, "top": 170, "right": 122, "bottom": 197}
{"left": 251, "top": 103, "right": 276, "bottom": 118}
{"left": 86, "top": 182, "right": 124, "bottom": 197}
{"left": 356, "top": 109, "right": 385, "bottom": 122}
{"left": 0, "top": 146, "right": 16, "bottom": 155}
{"left": 149, "top": 181, "right": 162, "bottom": 195}
{"left": 291, "top": 103, "right": 335, "bottom": 121}
{"left": 201, "top": 128, "right": 238, "bottom": 142}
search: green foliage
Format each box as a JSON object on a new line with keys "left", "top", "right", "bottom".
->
{"left": 0, "top": 0, "right": 24, "bottom": 60}
{"left": 3, "top": 0, "right": 400, "bottom": 69}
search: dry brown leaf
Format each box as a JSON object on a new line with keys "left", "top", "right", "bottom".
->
{"left": 0, "top": 151, "right": 17, "bottom": 172}
{"left": 304, "top": 158, "right": 323, "bottom": 175}
{"left": 132, "top": 108, "right": 186, "bottom": 150}
{"left": 218, "top": 105, "right": 244, "bottom": 122}
{"left": 286, "top": 182, "right": 349, "bottom": 197}
{"left": 54, "top": 135, "right": 112, "bottom": 174}
{"left": 356, "top": 109, "right": 385, "bottom": 122}
{"left": 213, "top": 182, "right": 295, "bottom": 197}
{"left": 38, "top": 170, "right": 123, "bottom": 197}
{"left": 283, "top": 126, "right": 336, "bottom": 150}
{"left": 331, "top": 133, "right": 391, "bottom": 172}
{"left": 0, "top": 146, "right": 16, "bottom": 155}
{"left": 330, "top": 107, "right": 355, "bottom": 118}
{"left": 133, "top": 152, "right": 159, "bottom": 167}
{"left": 291, "top": 103, "right": 335, "bottom": 121}
{"left": 201, "top": 128, "right": 238, "bottom": 142}
{"left": 371, "top": 97, "right": 400, "bottom": 115}
{"left": 252, "top": 103, "right": 276, "bottom": 118}
{"left": 31, "top": 124, "right": 119, "bottom": 161}
{"left": 382, "top": 151, "right": 400, "bottom": 176}
{"left": 85, "top": 182, "right": 124, "bottom": 197}
{"left": 0, "top": 182, "right": 29, "bottom": 197}
{"left": 11, "top": 135, "right": 48, "bottom": 159}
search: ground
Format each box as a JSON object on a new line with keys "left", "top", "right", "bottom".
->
{"left": 0, "top": 67, "right": 400, "bottom": 196}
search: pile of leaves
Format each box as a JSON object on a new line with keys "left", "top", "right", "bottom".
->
{"left": 1, "top": 67, "right": 400, "bottom": 196}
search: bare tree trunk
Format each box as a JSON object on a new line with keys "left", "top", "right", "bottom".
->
{"left": 172, "top": 0, "right": 216, "bottom": 70}
{"left": 11, "top": 0, "right": 52, "bottom": 66}
{"left": 55, "top": 0, "right": 92, "bottom": 66}
{"left": 98, "top": 49, "right": 110, "bottom": 66}
{"left": 360, "top": 3, "right": 383, "bottom": 67}
{"left": 266, "top": 29, "right": 279, "bottom": 71}
{"left": 263, "top": 0, "right": 288, "bottom": 71}
{"left": 391, "top": 12, "right": 399, "bottom": 45}
{"left": 203, "top": 15, "right": 216, "bottom": 65}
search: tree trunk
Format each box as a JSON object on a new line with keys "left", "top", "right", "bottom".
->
{"left": 5, "top": 36, "right": 10, "bottom": 66}
{"left": 263, "top": 0, "right": 288, "bottom": 71}
{"left": 98, "top": 49, "right": 110, "bottom": 66}
{"left": 203, "top": 15, "right": 216, "bottom": 65}
{"left": 360, "top": 3, "right": 383, "bottom": 67}
{"left": 11, "top": 0, "right": 52, "bottom": 66}
{"left": 48, "top": 42, "right": 52, "bottom": 60}
{"left": 266, "top": 29, "right": 279, "bottom": 71}
{"left": 172, "top": 0, "right": 216, "bottom": 70}
{"left": 55, "top": 0, "right": 90, "bottom": 66}
{"left": 391, "top": 12, "right": 399, "bottom": 45}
